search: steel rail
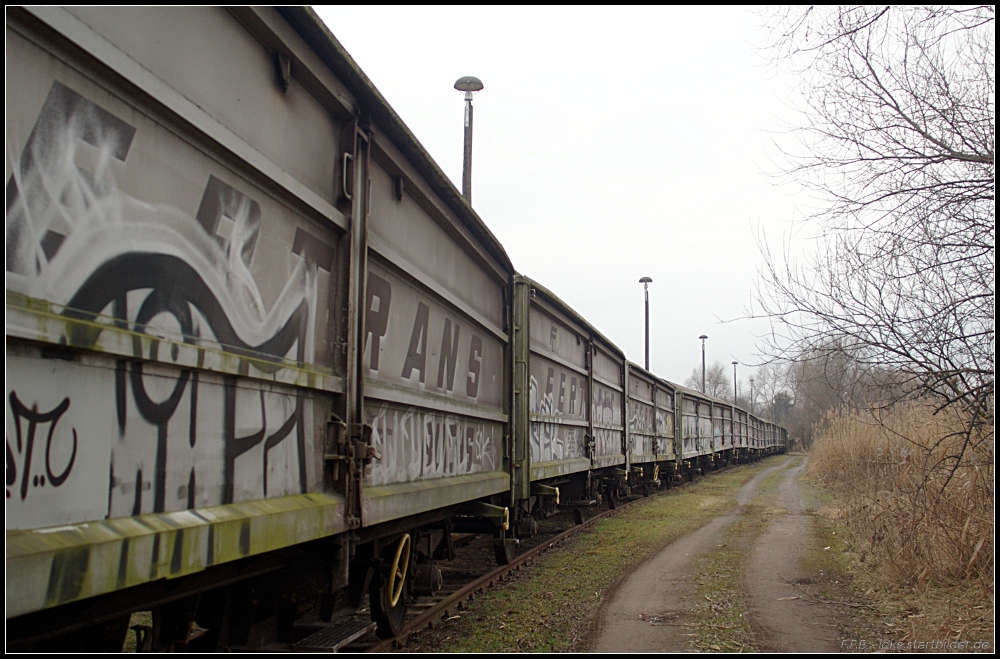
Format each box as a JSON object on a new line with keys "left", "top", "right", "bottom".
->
{"left": 364, "top": 472, "right": 720, "bottom": 653}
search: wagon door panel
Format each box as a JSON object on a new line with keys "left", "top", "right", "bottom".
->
{"left": 654, "top": 383, "right": 676, "bottom": 461}
{"left": 526, "top": 304, "right": 590, "bottom": 480}
{"left": 627, "top": 368, "right": 656, "bottom": 462}
{"left": 591, "top": 346, "right": 625, "bottom": 469}
{"left": 360, "top": 158, "right": 509, "bottom": 525}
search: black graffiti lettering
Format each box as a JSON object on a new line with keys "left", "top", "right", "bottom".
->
{"left": 262, "top": 401, "right": 301, "bottom": 497}
{"left": 196, "top": 176, "right": 262, "bottom": 267}
{"left": 558, "top": 373, "right": 567, "bottom": 413}
{"left": 401, "top": 302, "right": 429, "bottom": 383}
{"left": 423, "top": 417, "right": 436, "bottom": 473}
{"left": 96, "top": 264, "right": 308, "bottom": 512}
{"left": 436, "top": 318, "right": 461, "bottom": 391}
{"left": 545, "top": 367, "right": 555, "bottom": 403}
{"left": 46, "top": 428, "right": 77, "bottom": 487}
{"left": 185, "top": 469, "right": 197, "bottom": 510}
{"left": 569, "top": 377, "right": 578, "bottom": 415}
{"left": 434, "top": 420, "right": 445, "bottom": 474}
{"left": 443, "top": 420, "right": 454, "bottom": 474}
{"left": 466, "top": 334, "right": 482, "bottom": 398}
{"left": 89, "top": 255, "right": 308, "bottom": 511}
{"left": 188, "top": 372, "right": 199, "bottom": 448}
{"left": 291, "top": 227, "right": 335, "bottom": 273}
{"left": 5, "top": 441, "right": 16, "bottom": 493}
{"left": 129, "top": 286, "right": 193, "bottom": 513}
{"left": 6, "top": 392, "right": 75, "bottom": 500}
{"left": 115, "top": 359, "right": 128, "bottom": 435}
{"left": 65, "top": 253, "right": 311, "bottom": 371}
{"left": 9, "top": 81, "right": 316, "bottom": 516}
{"left": 6, "top": 81, "right": 136, "bottom": 275}
{"left": 131, "top": 468, "right": 144, "bottom": 516}
{"left": 223, "top": 381, "right": 266, "bottom": 504}
{"left": 365, "top": 272, "right": 392, "bottom": 370}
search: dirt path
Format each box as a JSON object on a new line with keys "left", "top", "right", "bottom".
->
{"left": 590, "top": 458, "right": 793, "bottom": 652}
{"left": 745, "top": 455, "right": 844, "bottom": 652}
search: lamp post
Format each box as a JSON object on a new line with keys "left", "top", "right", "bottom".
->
{"left": 454, "top": 76, "right": 483, "bottom": 203}
{"left": 699, "top": 335, "right": 708, "bottom": 393}
{"left": 731, "top": 360, "right": 738, "bottom": 454}
{"left": 732, "top": 360, "right": 738, "bottom": 403}
{"left": 749, "top": 377, "right": 755, "bottom": 414}
{"left": 640, "top": 277, "right": 652, "bottom": 370}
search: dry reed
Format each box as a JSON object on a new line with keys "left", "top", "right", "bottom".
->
{"left": 808, "top": 400, "right": 994, "bottom": 646}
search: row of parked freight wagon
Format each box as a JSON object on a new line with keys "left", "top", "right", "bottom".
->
{"left": 6, "top": 7, "right": 785, "bottom": 650}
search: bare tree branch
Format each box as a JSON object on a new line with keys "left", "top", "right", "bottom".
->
{"left": 752, "top": 7, "right": 994, "bottom": 454}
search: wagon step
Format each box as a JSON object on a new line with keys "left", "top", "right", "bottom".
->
{"left": 558, "top": 499, "right": 598, "bottom": 508}
{"left": 292, "top": 618, "right": 376, "bottom": 652}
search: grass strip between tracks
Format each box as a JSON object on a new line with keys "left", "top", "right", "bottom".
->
{"left": 400, "top": 456, "right": 791, "bottom": 653}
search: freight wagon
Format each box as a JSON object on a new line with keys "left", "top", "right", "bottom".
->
{"left": 5, "top": 7, "right": 785, "bottom": 651}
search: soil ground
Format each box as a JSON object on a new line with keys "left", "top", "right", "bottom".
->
{"left": 591, "top": 455, "right": 848, "bottom": 653}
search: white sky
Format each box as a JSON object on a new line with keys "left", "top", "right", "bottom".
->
{"left": 315, "top": 6, "right": 812, "bottom": 388}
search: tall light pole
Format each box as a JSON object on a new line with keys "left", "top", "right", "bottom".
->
{"left": 454, "top": 76, "right": 483, "bottom": 203}
{"left": 749, "top": 377, "right": 755, "bottom": 414}
{"left": 699, "top": 335, "right": 708, "bottom": 393}
{"left": 640, "top": 277, "right": 652, "bottom": 370}
{"left": 731, "top": 360, "right": 738, "bottom": 453}
{"left": 732, "top": 360, "right": 738, "bottom": 403}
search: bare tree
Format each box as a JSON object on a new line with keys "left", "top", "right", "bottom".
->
{"left": 755, "top": 7, "right": 994, "bottom": 438}
{"left": 684, "top": 361, "right": 732, "bottom": 400}
{"left": 752, "top": 362, "right": 790, "bottom": 420}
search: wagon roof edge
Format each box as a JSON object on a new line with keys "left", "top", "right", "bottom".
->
{"left": 280, "top": 7, "right": 515, "bottom": 278}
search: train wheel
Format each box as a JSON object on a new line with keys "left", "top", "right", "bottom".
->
{"left": 370, "top": 534, "right": 411, "bottom": 639}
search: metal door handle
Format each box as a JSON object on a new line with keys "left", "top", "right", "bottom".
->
{"left": 342, "top": 152, "right": 354, "bottom": 200}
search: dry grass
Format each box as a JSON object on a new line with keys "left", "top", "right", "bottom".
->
{"left": 808, "top": 401, "right": 994, "bottom": 649}
{"left": 399, "top": 459, "right": 788, "bottom": 652}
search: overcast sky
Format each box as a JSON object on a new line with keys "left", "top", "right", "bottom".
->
{"left": 315, "top": 6, "right": 813, "bottom": 389}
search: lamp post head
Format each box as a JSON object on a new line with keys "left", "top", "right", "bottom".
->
{"left": 454, "top": 76, "right": 484, "bottom": 101}
{"left": 699, "top": 334, "right": 708, "bottom": 342}
{"left": 455, "top": 76, "right": 482, "bottom": 202}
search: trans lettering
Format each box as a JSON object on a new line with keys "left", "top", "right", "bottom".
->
{"left": 365, "top": 271, "right": 483, "bottom": 400}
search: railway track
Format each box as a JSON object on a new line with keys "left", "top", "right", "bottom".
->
{"left": 259, "top": 498, "right": 629, "bottom": 653}
{"left": 324, "top": 474, "right": 715, "bottom": 653}
{"left": 116, "top": 469, "right": 729, "bottom": 652}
